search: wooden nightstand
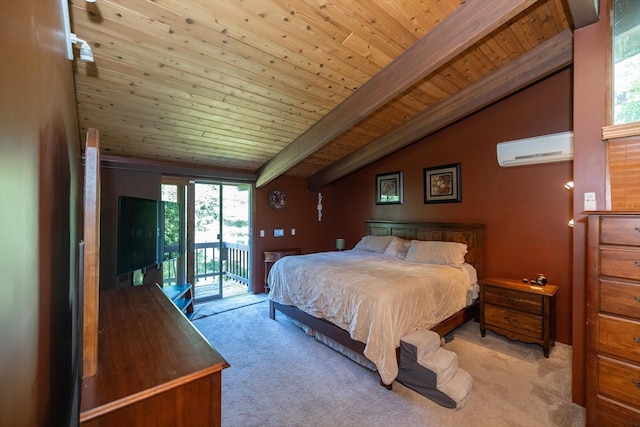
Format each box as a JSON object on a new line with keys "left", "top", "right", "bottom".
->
{"left": 479, "top": 277, "right": 558, "bottom": 357}
{"left": 263, "top": 248, "right": 301, "bottom": 293}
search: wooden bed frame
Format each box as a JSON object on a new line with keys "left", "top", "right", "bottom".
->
{"left": 268, "top": 220, "right": 485, "bottom": 387}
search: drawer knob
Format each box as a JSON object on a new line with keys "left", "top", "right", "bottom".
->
{"left": 636, "top": 261, "right": 640, "bottom": 267}
{"left": 635, "top": 336, "right": 640, "bottom": 344}
{"left": 634, "top": 380, "right": 640, "bottom": 388}
{"left": 504, "top": 316, "right": 517, "bottom": 325}
{"left": 635, "top": 296, "right": 640, "bottom": 303}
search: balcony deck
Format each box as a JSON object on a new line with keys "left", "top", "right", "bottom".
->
{"left": 194, "top": 278, "right": 249, "bottom": 301}
{"left": 163, "top": 240, "right": 250, "bottom": 303}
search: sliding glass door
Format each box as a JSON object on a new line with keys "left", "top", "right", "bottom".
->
{"left": 161, "top": 178, "right": 251, "bottom": 302}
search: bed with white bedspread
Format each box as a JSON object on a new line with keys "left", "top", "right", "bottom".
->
{"left": 268, "top": 220, "right": 485, "bottom": 387}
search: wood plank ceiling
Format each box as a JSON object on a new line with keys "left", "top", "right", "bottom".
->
{"left": 70, "top": 0, "right": 575, "bottom": 189}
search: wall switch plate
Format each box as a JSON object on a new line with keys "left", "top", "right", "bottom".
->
{"left": 259, "top": 229, "right": 265, "bottom": 237}
{"left": 274, "top": 228, "right": 284, "bottom": 237}
{"left": 584, "top": 192, "right": 596, "bottom": 211}
{"left": 291, "top": 228, "right": 296, "bottom": 236}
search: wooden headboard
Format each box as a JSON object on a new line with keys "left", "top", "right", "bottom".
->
{"left": 365, "top": 220, "right": 485, "bottom": 279}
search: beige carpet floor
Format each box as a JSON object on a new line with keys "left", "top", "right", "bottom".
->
{"left": 191, "top": 293, "right": 267, "bottom": 319}
{"left": 194, "top": 300, "right": 586, "bottom": 427}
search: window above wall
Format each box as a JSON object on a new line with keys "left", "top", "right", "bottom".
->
{"left": 613, "top": 0, "right": 640, "bottom": 125}
{"left": 603, "top": 0, "right": 640, "bottom": 140}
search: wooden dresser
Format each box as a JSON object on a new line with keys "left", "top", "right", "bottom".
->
{"left": 80, "top": 284, "right": 229, "bottom": 426}
{"left": 479, "top": 277, "right": 558, "bottom": 357}
{"left": 586, "top": 213, "right": 640, "bottom": 425}
{"left": 263, "top": 248, "right": 301, "bottom": 293}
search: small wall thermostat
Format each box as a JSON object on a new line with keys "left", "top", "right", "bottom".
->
{"left": 584, "top": 192, "right": 596, "bottom": 211}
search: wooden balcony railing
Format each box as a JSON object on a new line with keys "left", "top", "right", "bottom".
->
{"left": 163, "top": 241, "right": 250, "bottom": 297}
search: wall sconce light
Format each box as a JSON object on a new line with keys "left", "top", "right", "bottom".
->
{"left": 70, "top": 33, "right": 94, "bottom": 62}
{"left": 566, "top": 181, "right": 574, "bottom": 227}
{"left": 336, "top": 238, "right": 345, "bottom": 251}
{"left": 60, "top": 0, "right": 94, "bottom": 62}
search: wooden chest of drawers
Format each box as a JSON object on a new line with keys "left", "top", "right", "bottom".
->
{"left": 479, "top": 277, "right": 558, "bottom": 357}
{"left": 587, "top": 213, "right": 640, "bottom": 426}
{"left": 263, "top": 248, "right": 301, "bottom": 293}
{"left": 80, "top": 285, "right": 229, "bottom": 426}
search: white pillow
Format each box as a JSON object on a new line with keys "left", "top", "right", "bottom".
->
{"left": 353, "top": 235, "right": 395, "bottom": 253}
{"left": 405, "top": 240, "right": 468, "bottom": 267}
{"left": 383, "top": 236, "right": 410, "bottom": 259}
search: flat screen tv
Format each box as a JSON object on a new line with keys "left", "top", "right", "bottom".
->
{"left": 117, "top": 196, "right": 159, "bottom": 276}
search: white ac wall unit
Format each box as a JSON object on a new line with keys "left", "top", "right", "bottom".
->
{"left": 496, "top": 131, "right": 573, "bottom": 167}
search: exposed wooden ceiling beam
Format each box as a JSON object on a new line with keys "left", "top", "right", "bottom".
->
{"left": 98, "top": 155, "right": 257, "bottom": 182}
{"left": 307, "top": 29, "right": 574, "bottom": 191}
{"left": 566, "top": 0, "right": 600, "bottom": 29}
{"left": 255, "top": 0, "right": 537, "bottom": 188}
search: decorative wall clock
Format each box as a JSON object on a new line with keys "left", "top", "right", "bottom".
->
{"left": 268, "top": 190, "right": 287, "bottom": 210}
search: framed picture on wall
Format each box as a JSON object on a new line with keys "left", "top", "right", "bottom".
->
{"left": 375, "top": 171, "right": 403, "bottom": 205}
{"left": 423, "top": 163, "right": 461, "bottom": 203}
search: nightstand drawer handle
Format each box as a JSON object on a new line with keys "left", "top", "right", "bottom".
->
{"left": 635, "top": 336, "right": 640, "bottom": 344}
{"left": 635, "top": 296, "right": 640, "bottom": 303}
{"left": 633, "top": 380, "right": 640, "bottom": 388}
{"left": 502, "top": 296, "right": 521, "bottom": 303}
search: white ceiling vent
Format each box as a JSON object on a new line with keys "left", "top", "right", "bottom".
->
{"left": 496, "top": 131, "right": 573, "bottom": 167}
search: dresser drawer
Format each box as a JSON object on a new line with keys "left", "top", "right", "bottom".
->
{"left": 483, "top": 286, "right": 543, "bottom": 315}
{"left": 600, "top": 280, "right": 640, "bottom": 320}
{"left": 600, "top": 247, "right": 640, "bottom": 281}
{"left": 598, "top": 357, "right": 640, "bottom": 409}
{"left": 597, "top": 396, "right": 640, "bottom": 426}
{"left": 598, "top": 316, "right": 640, "bottom": 364}
{"left": 484, "top": 305, "right": 542, "bottom": 339}
{"left": 601, "top": 216, "right": 640, "bottom": 247}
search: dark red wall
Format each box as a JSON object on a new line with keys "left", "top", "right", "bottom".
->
{"left": 253, "top": 175, "right": 335, "bottom": 293}
{"left": 331, "top": 69, "right": 574, "bottom": 345}
{"left": 571, "top": 0, "right": 608, "bottom": 406}
{"left": 1, "top": 1, "right": 82, "bottom": 425}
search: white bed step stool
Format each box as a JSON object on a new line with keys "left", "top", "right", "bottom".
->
{"left": 396, "top": 329, "right": 472, "bottom": 409}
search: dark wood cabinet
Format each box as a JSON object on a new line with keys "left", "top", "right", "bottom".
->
{"left": 479, "top": 277, "right": 557, "bottom": 357}
{"left": 263, "top": 248, "right": 301, "bottom": 293}
{"left": 80, "top": 285, "right": 229, "bottom": 426}
{"left": 586, "top": 213, "right": 640, "bottom": 426}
